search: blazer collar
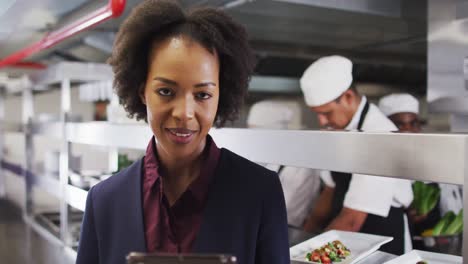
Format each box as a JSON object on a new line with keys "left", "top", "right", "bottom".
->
{"left": 121, "top": 158, "right": 147, "bottom": 252}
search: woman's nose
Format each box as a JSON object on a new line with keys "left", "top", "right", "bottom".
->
{"left": 172, "top": 95, "right": 195, "bottom": 122}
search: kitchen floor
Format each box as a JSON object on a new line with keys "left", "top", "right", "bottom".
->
{"left": 0, "top": 199, "right": 75, "bottom": 264}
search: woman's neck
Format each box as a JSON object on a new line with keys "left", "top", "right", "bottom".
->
{"left": 156, "top": 139, "right": 206, "bottom": 205}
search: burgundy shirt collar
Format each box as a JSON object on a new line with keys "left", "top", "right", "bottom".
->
{"left": 143, "top": 134, "right": 220, "bottom": 205}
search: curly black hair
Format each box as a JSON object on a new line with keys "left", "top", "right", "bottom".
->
{"left": 108, "top": 0, "right": 256, "bottom": 127}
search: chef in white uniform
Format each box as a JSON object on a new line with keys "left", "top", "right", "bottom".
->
{"left": 300, "top": 55, "right": 413, "bottom": 255}
{"left": 379, "top": 93, "right": 463, "bottom": 217}
{"left": 247, "top": 100, "right": 322, "bottom": 228}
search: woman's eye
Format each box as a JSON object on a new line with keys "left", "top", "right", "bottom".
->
{"left": 196, "top": 92, "right": 212, "bottom": 100}
{"left": 157, "top": 88, "right": 173, "bottom": 96}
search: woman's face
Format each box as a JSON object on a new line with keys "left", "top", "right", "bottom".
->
{"left": 141, "top": 36, "right": 220, "bottom": 160}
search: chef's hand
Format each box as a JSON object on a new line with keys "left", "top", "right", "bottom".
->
{"left": 302, "top": 186, "right": 335, "bottom": 233}
{"left": 302, "top": 217, "right": 317, "bottom": 233}
{"left": 407, "top": 208, "right": 427, "bottom": 224}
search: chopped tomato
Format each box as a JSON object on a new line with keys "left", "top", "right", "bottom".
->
{"left": 311, "top": 252, "right": 321, "bottom": 262}
{"left": 320, "top": 255, "right": 331, "bottom": 264}
{"left": 306, "top": 240, "right": 351, "bottom": 263}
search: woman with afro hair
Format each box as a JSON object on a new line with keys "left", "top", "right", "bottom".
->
{"left": 76, "top": 1, "right": 289, "bottom": 264}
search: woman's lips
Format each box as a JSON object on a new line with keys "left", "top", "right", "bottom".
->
{"left": 166, "top": 128, "right": 197, "bottom": 144}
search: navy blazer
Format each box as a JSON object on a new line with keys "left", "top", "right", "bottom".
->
{"left": 76, "top": 148, "right": 290, "bottom": 264}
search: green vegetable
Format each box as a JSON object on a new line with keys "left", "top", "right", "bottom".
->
{"left": 423, "top": 187, "right": 440, "bottom": 215}
{"left": 420, "top": 186, "right": 434, "bottom": 214}
{"left": 455, "top": 216, "right": 464, "bottom": 234}
{"left": 117, "top": 154, "right": 134, "bottom": 172}
{"left": 433, "top": 211, "right": 456, "bottom": 236}
{"left": 441, "top": 211, "right": 456, "bottom": 234}
{"left": 444, "top": 209, "right": 463, "bottom": 235}
{"left": 412, "top": 181, "right": 440, "bottom": 215}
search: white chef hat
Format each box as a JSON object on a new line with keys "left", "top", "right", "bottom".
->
{"left": 247, "top": 100, "right": 296, "bottom": 129}
{"left": 300, "top": 55, "right": 353, "bottom": 107}
{"left": 378, "top": 93, "right": 419, "bottom": 116}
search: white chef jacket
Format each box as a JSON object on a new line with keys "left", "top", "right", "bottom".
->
{"left": 439, "top": 183, "right": 463, "bottom": 215}
{"left": 320, "top": 96, "right": 414, "bottom": 252}
{"left": 265, "top": 164, "right": 321, "bottom": 227}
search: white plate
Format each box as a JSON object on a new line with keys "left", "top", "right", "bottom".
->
{"left": 383, "top": 250, "right": 462, "bottom": 264}
{"left": 289, "top": 230, "right": 393, "bottom": 264}
{"left": 358, "top": 251, "right": 396, "bottom": 264}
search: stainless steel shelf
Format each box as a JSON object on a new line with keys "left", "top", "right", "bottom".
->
{"left": 210, "top": 129, "right": 468, "bottom": 185}
{"left": 24, "top": 214, "right": 77, "bottom": 263}
{"left": 3, "top": 122, "right": 22, "bottom": 133}
{"left": 31, "top": 122, "right": 62, "bottom": 139}
{"left": 31, "top": 62, "right": 113, "bottom": 88}
{"left": 429, "top": 96, "right": 468, "bottom": 114}
{"left": 66, "top": 184, "right": 87, "bottom": 212}
{"left": 1, "top": 64, "right": 121, "bottom": 262}
{"left": 23, "top": 215, "right": 63, "bottom": 247}
{"left": 35, "top": 174, "right": 62, "bottom": 199}
{"left": 66, "top": 122, "right": 468, "bottom": 185}
{"left": 4, "top": 121, "right": 63, "bottom": 138}
{"left": 66, "top": 122, "right": 150, "bottom": 149}
{"left": 248, "top": 75, "right": 300, "bottom": 93}
{"left": 36, "top": 171, "right": 89, "bottom": 212}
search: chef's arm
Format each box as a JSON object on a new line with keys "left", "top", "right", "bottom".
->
{"left": 325, "top": 207, "right": 367, "bottom": 232}
{"left": 303, "top": 186, "right": 334, "bottom": 233}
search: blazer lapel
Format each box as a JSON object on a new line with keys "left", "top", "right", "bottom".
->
{"left": 193, "top": 149, "right": 230, "bottom": 253}
{"left": 120, "top": 158, "right": 147, "bottom": 252}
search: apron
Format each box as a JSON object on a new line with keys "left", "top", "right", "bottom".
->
{"left": 329, "top": 101, "right": 405, "bottom": 255}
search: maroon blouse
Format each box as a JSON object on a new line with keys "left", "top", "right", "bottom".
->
{"left": 142, "top": 135, "right": 220, "bottom": 253}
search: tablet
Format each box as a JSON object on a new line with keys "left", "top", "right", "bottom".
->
{"left": 126, "top": 252, "right": 238, "bottom": 264}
